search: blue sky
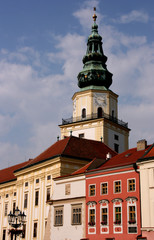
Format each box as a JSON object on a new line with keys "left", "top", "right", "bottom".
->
{"left": 0, "top": 0, "right": 154, "bottom": 169}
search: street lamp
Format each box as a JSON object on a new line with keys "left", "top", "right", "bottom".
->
{"left": 8, "top": 206, "right": 26, "bottom": 240}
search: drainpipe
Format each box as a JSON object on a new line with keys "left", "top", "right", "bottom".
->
{"left": 133, "top": 163, "right": 142, "bottom": 239}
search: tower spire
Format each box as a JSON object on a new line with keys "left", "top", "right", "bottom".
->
{"left": 77, "top": 8, "right": 113, "bottom": 89}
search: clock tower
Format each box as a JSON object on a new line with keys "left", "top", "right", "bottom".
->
{"left": 59, "top": 9, "right": 130, "bottom": 153}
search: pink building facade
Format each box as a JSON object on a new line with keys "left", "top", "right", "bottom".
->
{"left": 86, "top": 166, "right": 141, "bottom": 240}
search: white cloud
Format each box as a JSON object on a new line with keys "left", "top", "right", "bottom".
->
{"left": 116, "top": 10, "right": 149, "bottom": 24}
{"left": 0, "top": 0, "right": 153, "bottom": 170}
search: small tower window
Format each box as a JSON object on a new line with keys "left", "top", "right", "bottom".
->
{"left": 82, "top": 108, "right": 86, "bottom": 118}
{"left": 112, "top": 110, "right": 114, "bottom": 118}
{"left": 97, "top": 107, "right": 103, "bottom": 118}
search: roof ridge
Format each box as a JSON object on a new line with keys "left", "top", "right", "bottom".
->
{"left": 62, "top": 136, "right": 73, "bottom": 155}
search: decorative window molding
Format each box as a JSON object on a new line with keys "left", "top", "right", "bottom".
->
{"left": 125, "top": 197, "right": 138, "bottom": 202}
{"left": 87, "top": 201, "right": 97, "bottom": 206}
{"left": 99, "top": 199, "right": 109, "bottom": 204}
{"left": 112, "top": 198, "right": 123, "bottom": 203}
{"left": 127, "top": 197, "right": 137, "bottom": 234}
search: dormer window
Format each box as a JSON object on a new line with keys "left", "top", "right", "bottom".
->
{"left": 82, "top": 108, "right": 86, "bottom": 118}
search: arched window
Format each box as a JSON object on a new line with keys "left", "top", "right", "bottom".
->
{"left": 97, "top": 107, "right": 103, "bottom": 118}
{"left": 82, "top": 108, "right": 86, "bottom": 118}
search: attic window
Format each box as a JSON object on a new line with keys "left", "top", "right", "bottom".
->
{"left": 47, "top": 175, "right": 51, "bottom": 180}
{"left": 36, "top": 179, "right": 39, "bottom": 184}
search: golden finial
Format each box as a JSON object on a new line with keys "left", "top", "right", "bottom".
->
{"left": 93, "top": 7, "right": 97, "bottom": 22}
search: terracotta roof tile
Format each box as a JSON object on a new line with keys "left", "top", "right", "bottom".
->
{"left": 21, "top": 136, "right": 117, "bottom": 169}
{"left": 0, "top": 160, "right": 31, "bottom": 185}
{"left": 137, "top": 144, "right": 154, "bottom": 161}
{"left": 97, "top": 145, "right": 152, "bottom": 171}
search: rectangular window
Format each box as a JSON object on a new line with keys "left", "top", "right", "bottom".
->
{"left": 2, "top": 229, "right": 6, "bottom": 240}
{"left": 128, "top": 226, "right": 137, "bottom": 233}
{"left": 89, "top": 209, "right": 95, "bottom": 225}
{"left": 54, "top": 207, "right": 63, "bottom": 226}
{"left": 128, "top": 179, "right": 135, "bottom": 192}
{"left": 101, "top": 183, "right": 108, "bottom": 195}
{"left": 101, "top": 208, "right": 108, "bottom": 225}
{"left": 45, "top": 221, "right": 47, "bottom": 228}
{"left": 35, "top": 191, "right": 39, "bottom": 206}
{"left": 24, "top": 193, "right": 28, "bottom": 208}
{"left": 114, "top": 134, "right": 119, "bottom": 141}
{"left": 114, "top": 207, "right": 121, "bottom": 224}
{"left": 65, "top": 184, "right": 71, "bottom": 195}
{"left": 14, "top": 192, "right": 16, "bottom": 196}
{"left": 33, "top": 222, "right": 37, "bottom": 238}
{"left": 114, "top": 181, "right": 121, "bottom": 193}
{"left": 46, "top": 188, "right": 50, "bottom": 201}
{"left": 114, "top": 143, "right": 119, "bottom": 153}
{"left": 106, "top": 238, "right": 115, "bottom": 240}
{"left": 79, "top": 133, "right": 84, "bottom": 138}
{"left": 72, "top": 205, "right": 82, "bottom": 225}
{"left": 47, "top": 175, "right": 51, "bottom": 180}
{"left": 89, "top": 185, "right": 95, "bottom": 196}
{"left": 22, "top": 224, "right": 26, "bottom": 238}
{"left": 129, "top": 206, "right": 136, "bottom": 223}
{"left": 13, "top": 202, "right": 16, "bottom": 214}
{"left": 25, "top": 182, "right": 28, "bottom": 187}
{"left": 6, "top": 194, "right": 9, "bottom": 198}
{"left": 36, "top": 178, "right": 39, "bottom": 184}
{"left": 4, "top": 203, "right": 8, "bottom": 216}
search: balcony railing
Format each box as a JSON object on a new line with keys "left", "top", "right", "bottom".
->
{"left": 61, "top": 112, "right": 128, "bottom": 128}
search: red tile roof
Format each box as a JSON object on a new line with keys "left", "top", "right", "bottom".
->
{"left": 0, "top": 160, "right": 31, "bottom": 185}
{"left": 19, "top": 136, "right": 117, "bottom": 170}
{"left": 137, "top": 144, "right": 154, "bottom": 161}
{"left": 96, "top": 145, "right": 152, "bottom": 171}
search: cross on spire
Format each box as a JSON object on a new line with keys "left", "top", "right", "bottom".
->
{"left": 93, "top": 7, "right": 97, "bottom": 22}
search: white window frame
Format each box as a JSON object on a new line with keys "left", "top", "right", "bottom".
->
{"left": 54, "top": 206, "right": 63, "bottom": 226}
{"left": 127, "top": 198, "right": 137, "bottom": 234}
{"left": 113, "top": 180, "right": 122, "bottom": 194}
{"left": 71, "top": 204, "right": 82, "bottom": 225}
{"left": 127, "top": 178, "right": 136, "bottom": 192}
{"left": 100, "top": 182, "right": 108, "bottom": 195}
{"left": 89, "top": 184, "right": 96, "bottom": 196}
{"left": 112, "top": 199, "right": 123, "bottom": 234}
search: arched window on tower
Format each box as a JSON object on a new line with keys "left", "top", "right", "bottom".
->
{"left": 82, "top": 108, "right": 86, "bottom": 118}
{"left": 97, "top": 107, "right": 103, "bottom": 118}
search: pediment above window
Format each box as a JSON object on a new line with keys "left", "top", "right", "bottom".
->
{"left": 98, "top": 199, "right": 109, "bottom": 204}
{"left": 125, "top": 196, "right": 138, "bottom": 202}
{"left": 111, "top": 198, "right": 123, "bottom": 203}
{"left": 87, "top": 201, "right": 97, "bottom": 206}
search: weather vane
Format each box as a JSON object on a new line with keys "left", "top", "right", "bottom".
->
{"left": 93, "top": 7, "right": 97, "bottom": 22}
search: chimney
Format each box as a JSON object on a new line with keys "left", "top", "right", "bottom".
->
{"left": 106, "top": 152, "right": 112, "bottom": 160}
{"left": 137, "top": 139, "right": 147, "bottom": 151}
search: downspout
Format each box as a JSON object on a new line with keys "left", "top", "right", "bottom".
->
{"left": 133, "top": 163, "right": 142, "bottom": 239}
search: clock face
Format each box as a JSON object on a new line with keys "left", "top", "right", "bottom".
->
{"left": 94, "top": 93, "right": 107, "bottom": 107}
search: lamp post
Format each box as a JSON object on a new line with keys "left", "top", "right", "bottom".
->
{"left": 8, "top": 206, "right": 26, "bottom": 240}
